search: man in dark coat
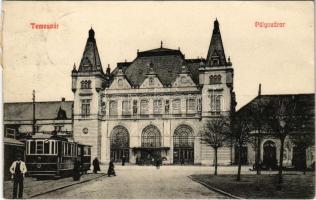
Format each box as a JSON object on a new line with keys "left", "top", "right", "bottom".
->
{"left": 107, "top": 159, "right": 116, "bottom": 177}
{"left": 93, "top": 157, "right": 100, "bottom": 174}
{"left": 73, "top": 159, "right": 81, "bottom": 181}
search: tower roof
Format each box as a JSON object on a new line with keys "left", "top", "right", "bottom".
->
{"left": 206, "top": 19, "right": 227, "bottom": 67}
{"left": 78, "top": 28, "right": 103, "bottom": 73}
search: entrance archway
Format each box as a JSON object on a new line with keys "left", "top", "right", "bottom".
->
{"left": 263, "top": 140, "right": 277, "bottom": 169}
{"left": 140, "top": 125, "right": 161, "bottom": 165}
{"left": 110, "top": 126, "right": 129, "bottom": 163}
{"left": 173, "top": 125, "right": 194, "bottom": 164}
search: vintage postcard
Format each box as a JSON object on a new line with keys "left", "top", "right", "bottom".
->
{"left": 1, "top": 1, "right": 314, "bottom": 199}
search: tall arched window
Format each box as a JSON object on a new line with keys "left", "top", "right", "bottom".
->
{"left": 173, "top": 125, "right": 194, "bottom": 164}
{"left": 141, "top": 125, "right": 161, "bottom": 147}
{"left": 110, "top": 126, "right": 129, "bottom": 162}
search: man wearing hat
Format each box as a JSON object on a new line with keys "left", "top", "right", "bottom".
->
{"left": 10, "top": 154, "right": 27, "bottom": 199}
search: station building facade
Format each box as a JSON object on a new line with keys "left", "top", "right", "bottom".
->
{"left": 71, "top": 19, "right": 236, "bottom": 165}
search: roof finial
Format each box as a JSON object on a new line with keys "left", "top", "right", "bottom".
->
{"left": 161, "top": 40, "right": 163, "bottom": 48}
{"left": 258, "top": 83, "right": 262, "bottom": 96}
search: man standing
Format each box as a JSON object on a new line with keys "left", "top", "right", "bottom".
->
{"left": 10, "top": 155, "right": 27, "bottom": 199}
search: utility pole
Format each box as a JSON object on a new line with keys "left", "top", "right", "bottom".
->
{"left": 32, "top": 90, "right": 36, "bottom": 135}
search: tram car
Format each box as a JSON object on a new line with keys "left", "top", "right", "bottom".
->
{"left": 77, "top": 143, "right": 92, "bottom": 174}
{"left": 25, "top": 133, "right": 91, "bottom": 178}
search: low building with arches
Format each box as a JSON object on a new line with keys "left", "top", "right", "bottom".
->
{"left": 71, "top": 19, "right": 236, "bottom": 165}
{"left": 236, "top": 93, "right": 315, "bottom": 169}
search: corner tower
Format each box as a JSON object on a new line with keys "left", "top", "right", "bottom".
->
{"left": 199, "top": 19, "right": 235, "bottom": 118}
{"left": 71, "top": 28, "right": 106, "bottom": 160}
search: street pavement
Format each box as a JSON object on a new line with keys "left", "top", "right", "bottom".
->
{"left": 34, "top": 165, "right": 251, "bottom": 199}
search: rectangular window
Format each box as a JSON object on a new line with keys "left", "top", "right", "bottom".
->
{"left": 44, "top": 141, "right": 50, "bottom": 154}
{"left": 140, "top": 100, "right": 149, "bottom": 115}
{"left": 172, "top": 99, "right": 181, "bottom": 114}
{"left": 51, "top": 141, "right": 55, "bottom": 155}
{"left": 36, "top": 141, "right": 44, "bottom": 154}
{"left": 210, "top": 95, "right": 222, "bottom": 112}
{"left": 133, "top": 100, "right": 138, "bottom": 115}
{"left": 68, "top": 143, "right": 71, "bottom": 156}
{"left": 109, "top": 101, "right": 118, "bottom": 116}
{"left": 122, "top": 100, "right": 131, "bottom": 115}
{"left": 165, "top": 100, "right": 170, "bottom": 114}
{"left": 187, "top": 99, "right": 196, "bottom": 112}
{"left": 81, "top": 99, "right": 91, "bottom": 116}
{"left": 153, "top": 99, "right": 162, "bottom": 114}
{"left": 30, "top": 141, "right": 36, "bottom": 154}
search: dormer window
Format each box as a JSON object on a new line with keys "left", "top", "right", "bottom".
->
{"left": 81, "top": 80, "right": 91, "bottom": 89}
{"left": 212, "top": 59, "right": 219, "bottom": 66}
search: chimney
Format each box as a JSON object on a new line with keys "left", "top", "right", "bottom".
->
{"left": 258, "top": 83, "right": 261, "bottom": 96}
{"left": 61, "top": 97, "right": 65, "bottom": 102}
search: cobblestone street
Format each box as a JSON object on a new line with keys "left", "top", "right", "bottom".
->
{"left": 34, "top": 165, "right": 245, "bottom": 199}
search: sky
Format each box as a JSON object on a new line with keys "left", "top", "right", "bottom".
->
{"left": 2, "top": 1, "right": 314, "bottom": 109}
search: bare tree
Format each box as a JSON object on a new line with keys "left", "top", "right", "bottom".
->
{"left": 200, "top": 117, "right": 230, "bottom": 175}
{"left": 266, "top": 96, "right": 297, "bottom": 187}
{"left": 231, "top": 113, "right": 251, "bottom": 181}
{"left": 245, "top": 96, "right": 269, "bottom": 175}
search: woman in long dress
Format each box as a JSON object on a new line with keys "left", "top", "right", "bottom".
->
{"left": 107, "top": 159, "right": 116, "bottom": 177}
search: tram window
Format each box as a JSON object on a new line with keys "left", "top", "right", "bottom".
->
{"left": 30, "top": 141, "right": 36, "bottom": 154}
{"left": 55, "top": 142, "right": 58, "bottom": 154}
{"left": 51, "top": 141, "right": 55, "bottom": 155}
{"left": 44, "top": 141, "right": 49, "bottom": 154}
{"left": 36, "top": 141, "right": 44, "bottom": 154}
{"left": 78, "top": 147, "right": 81, "bottom": 156}
{"left": 68, "top": 143, "right": 71, "bottom": 156}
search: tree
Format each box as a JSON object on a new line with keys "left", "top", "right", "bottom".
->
{"left": 266, "top": 96, "right": 297, "bottom": 187}
{"left": 200, "top": 117, "right": 230, "bottom": 175}
{"left": 231, "top": 113, "right": 251, "bottom": 181}
{"left": 246, "top": 96, "right": 269, "bottom": 175}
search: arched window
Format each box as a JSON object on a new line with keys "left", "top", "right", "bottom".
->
{"left": 118, "top": 79, "right": 123, "bottom": 86}
{"left": 110, "top": 126, "right": 129, "bottom": 162}
{"left": 173, "top": 125, "right": 194, "bottom": 148}
{"left": 173, "top": 125, "right": 194, "bottom": 164}
{"left": 141, "top": 125, "right": 161, "bottom": 147}
{"left": 209, "top": 75, "right": 214, "bottom": 84}
{"left": 149, "top": 78, "right": 154, "bottom": 86}
{"left": 81, "top": 80, "right": 91, "bottom": 89}
{"left": 110, "top": 126, "right": 129, "bottom": 148}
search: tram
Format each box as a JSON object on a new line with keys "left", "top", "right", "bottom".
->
{"left": 25, "top": 134, "right": 91, "bottom": 178}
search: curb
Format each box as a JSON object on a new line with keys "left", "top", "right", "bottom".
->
{"left": 188, "top": 175, "right": 242, "bottom": 199}
{"left": 28, "top": 174, "right": 106, "bottom": 198}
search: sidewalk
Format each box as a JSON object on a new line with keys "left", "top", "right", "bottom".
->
{"left": 3, "top": 173, "right": 105, "bottom": 199}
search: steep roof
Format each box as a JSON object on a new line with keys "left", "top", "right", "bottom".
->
{"left": 111, "top": 47, "right": 203, "bottom": 86}
{"left": 4, "top": 101, "right": 73, "bottom": 121}
{"left": 237, "top": 93, "right": 315, "bottom": 133}
{"left": 78, "top": 28, "right": 103, "bottom": 73}
{"left": 206, "top": 19, "right": 227, "bottom": 67}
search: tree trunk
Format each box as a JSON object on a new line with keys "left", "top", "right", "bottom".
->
{"left": 278, "top": 137, "right": 285, "bottom": 185}
{"left": 237, "top": 144, "right": 242, "bottom": 181}
{"left": 256, "top": 136, "right": 261, "bottom": 175}
{"left": 214, "top": 148, "right": 218, "bottom": 176}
